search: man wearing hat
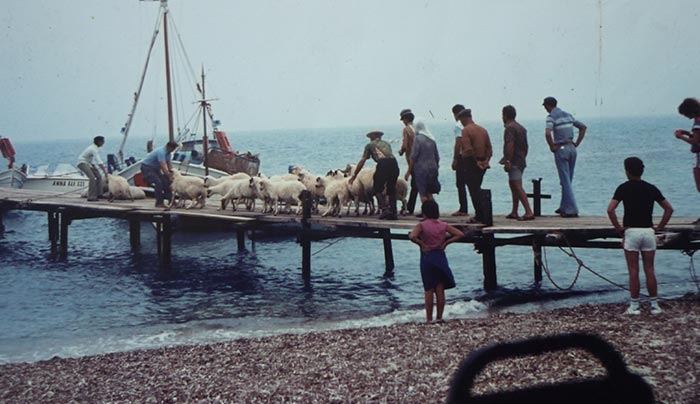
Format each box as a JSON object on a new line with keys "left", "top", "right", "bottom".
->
{"left": 399, "top": 108, "right": 419, "bottom": 214}
{"left": 349, "top": 130, "right": 400, "bottom": 220}
{"left": 542, "top": 97, "right": 587, "bottom": 218}
{"left": 456, "top": 108, "right": 492, "bottom": 224}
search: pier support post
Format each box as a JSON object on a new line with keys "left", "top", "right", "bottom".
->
{"left": 59, "top": 210, "right": 69, "bottom": 259}
{"left": 381, "top": 229, "right": 395, "bottom": 276}
{"left": 129, "top": 219, "right": 140, "bottom": 251}
{"left": 533, "top": 235, "right": 543, "bottom": 284}
{"left": 476, "top": 190, "right": 496, "bottom": 290}
{"left": 155, "top": 214, "right": 172, "bottom": 268}
{"left": 301, "top": 191, "right": 312, "bottom": 281}
{"left": 48, "top": 211, "right": 59, "bottom": 257}
{"left": 481, "top": 234, "right": 497, "bottom": 291}
{"left": 237, "top": 229, "right": 246, "bottom": 251}
{"left": 481, "top": 189, "right": 493, "bottom": 227}
{"left": 0, "top": 211, "right": 4, "bottom": 236}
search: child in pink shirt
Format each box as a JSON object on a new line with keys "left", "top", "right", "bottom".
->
{"left": 409, "top": 200, "right": 464, "bottom": 323}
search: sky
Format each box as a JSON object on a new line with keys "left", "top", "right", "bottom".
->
{"left": 2, "top": 0, "right": 699, "bottom": 139}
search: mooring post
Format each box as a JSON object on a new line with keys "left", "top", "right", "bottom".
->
{"left": 381, "top": 229, "right": 395, "bottom": 276}
{"left": 301, "top": 191, "right": 312, "bottom": 281}
{"left": 533, "top": 234, "right": 543, "bottom": 283}
{"left": 528, "top": 178, "right": 551, "bottom": 217}
{"left": 0, "top": 211, "right": 4, "bottom": 236}
{"left": 129, "top": 219, "right": 140, "bottom": 251}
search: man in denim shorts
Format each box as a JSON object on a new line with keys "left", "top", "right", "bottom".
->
{"left": 607, "top": 157, "right": 673, "bottom": 315}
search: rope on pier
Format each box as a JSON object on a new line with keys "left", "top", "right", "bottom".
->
{"left": 545, "top": 234, "right": 699, "bottom": 299}
{"left": 542, "top": 234, "right": 631, "bottom": 294}
{"left": 311, "top": 237, "right": 347, "bottom": 257}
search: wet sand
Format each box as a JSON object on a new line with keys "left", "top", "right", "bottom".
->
{"left": 1, "top": 296, "right": 698, "bottom": 404}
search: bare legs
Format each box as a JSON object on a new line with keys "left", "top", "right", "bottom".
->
{"left": 424, "top": 283, "right": 445, "bottom": 323}
{"left": 508, "top": 179, "right": 534, "bottom": 218}
{"left": 624, "top": 249, "right": 657, "bottom": 299}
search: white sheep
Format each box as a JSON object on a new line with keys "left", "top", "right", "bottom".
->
{"left": 170, "top": 169, "right": 207, "bottom": 209}
{"left": 129, "top": 186, "right": 146, "bottom": 200}
{"left": 204, "top": 172, "right": 251, "bottom": 187}
{"left": 318, "top": 174, "right": 351, "bottom": 217}
{"left": 348, "top": 165, "right": 376, "bottom": 216}
{"left": 220, "top": 178, "right": 257, "bottom": 211}
{"left": 255, "top": 177, "right": 306, "bottom": 215}
{"left": 106, "top": 173, "right": 133, "bottom": 202}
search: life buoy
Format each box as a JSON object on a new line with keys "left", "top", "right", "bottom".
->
{"left": 214, "top": 131, "right": 233, "bottom": 153}
{"left": 0, "top": 138, "right": 16, "bottom": 159}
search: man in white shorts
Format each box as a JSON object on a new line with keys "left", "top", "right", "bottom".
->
{"left": 607, "top": 157, "right": 673, "bottom": 315}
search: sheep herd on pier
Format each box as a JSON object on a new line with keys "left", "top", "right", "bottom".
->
{"left": 169, "top": 165, "right": 408, "bottom": 217}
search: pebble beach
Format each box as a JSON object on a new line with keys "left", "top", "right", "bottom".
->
{"left": 0, "top": 296, "right": 698, "bottom": 404}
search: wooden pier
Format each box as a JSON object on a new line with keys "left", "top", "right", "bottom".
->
{"left": 2, "top": 187, "right": 699, "bottom": 291}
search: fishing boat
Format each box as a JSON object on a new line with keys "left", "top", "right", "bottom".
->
{"left": 110, "top": 0, "right": 259, "bottom": 188}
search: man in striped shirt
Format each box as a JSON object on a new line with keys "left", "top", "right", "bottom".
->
{"left": 543, "top": 97, "right": 587, "bottom": 218}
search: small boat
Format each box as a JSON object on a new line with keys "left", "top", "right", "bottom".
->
{"left": 0, "top": 136, "right": 91, "bottom": 192}
{"left": 110, "top": 0, "right": 259, "bottom": 187}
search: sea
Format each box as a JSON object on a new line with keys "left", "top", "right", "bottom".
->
{"left": 1, "top": 115, "right": 699, "bottom": 364}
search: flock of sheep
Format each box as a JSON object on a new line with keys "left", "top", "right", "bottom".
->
{"left": 164, "top": 165, "right": 409, "bottom": 217}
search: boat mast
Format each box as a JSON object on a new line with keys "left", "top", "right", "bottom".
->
{"left": 200, "top": 67, "right": 209, "bottom": 177}
{"left": 162, "top": 0, "right": 175, "bottom": 142}
{"left": 116, "top": 2, "right": 162, "bottom": 164}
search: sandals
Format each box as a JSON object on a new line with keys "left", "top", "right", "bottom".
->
{"left": 506, "top": 213, "right": 519, "bottom": 219}
{"left": 518, "top": 215, "right": 535, "bottom": 221}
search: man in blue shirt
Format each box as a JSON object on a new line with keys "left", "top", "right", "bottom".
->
{"left": 141, "top": 140, "right": 178, "bottom": 208}
{"left": 543, "top": 97, "right": 587, "bottom": 217}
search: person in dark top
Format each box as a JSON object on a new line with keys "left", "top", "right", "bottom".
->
{"left": 349, "top": 130, "right": 399, "bottom": 220}
{"left": 500, "top": 105, "right": 534, "bottom": 221}
{"left": 607, "top": 157, "right": 673, "bottom": 315}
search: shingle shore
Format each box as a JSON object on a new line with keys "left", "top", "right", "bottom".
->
{"left": 0, "top": 297, "right": 698, "bottom": 403}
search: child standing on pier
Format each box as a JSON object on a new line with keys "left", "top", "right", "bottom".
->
{"left": 409, "top": 200, "right": 464, "bottom": 323}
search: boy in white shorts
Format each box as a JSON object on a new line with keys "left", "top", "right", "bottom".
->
{"left": 607, "top": 157, "right": 673, "bottom": 315}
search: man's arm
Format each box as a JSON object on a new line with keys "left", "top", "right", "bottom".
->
{"left": 656, "top": 199, "right": 674, "bottom": 231}
{"left": 606, "top": 199, "right": 623, "bottom": 233}
{"left": 574, "top": 122, "right": 587, "bottom": 147}
{"left": 545, "top": 128, "right": 556, "bottom": 152}
{"left": 349, "top": 157, "right": 367, "bottom": 185}
{"left": 452, "top": 137, "right": 461, "bottom": 171}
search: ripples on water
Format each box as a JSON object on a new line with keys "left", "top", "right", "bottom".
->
{"left": 2, "top": 116, "right": 700, "bottom": 363}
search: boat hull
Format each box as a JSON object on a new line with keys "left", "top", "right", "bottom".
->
{"left": 0, "top": 168, "right": 27, "bottom": 189}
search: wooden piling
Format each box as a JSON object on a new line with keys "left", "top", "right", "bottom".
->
{"left": 236, "top": 229, "right": 246, "bottom": 251}
{"left": 301, "top": 191, "right": 312, "bottom": 281}
{"left": 533, "top": 234, "right": 543, "bottom": 283}
{"left": 381, "top": 229, "right": 394, "bottom": 276}
{"left": 59, "top": 210, "right": 69, "bottom": 259}
{"left": 48, "top": 211, "right": 59, "bottom": 257}
{"left": 129, "top": 219, "right": 140, "bottom": 251}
